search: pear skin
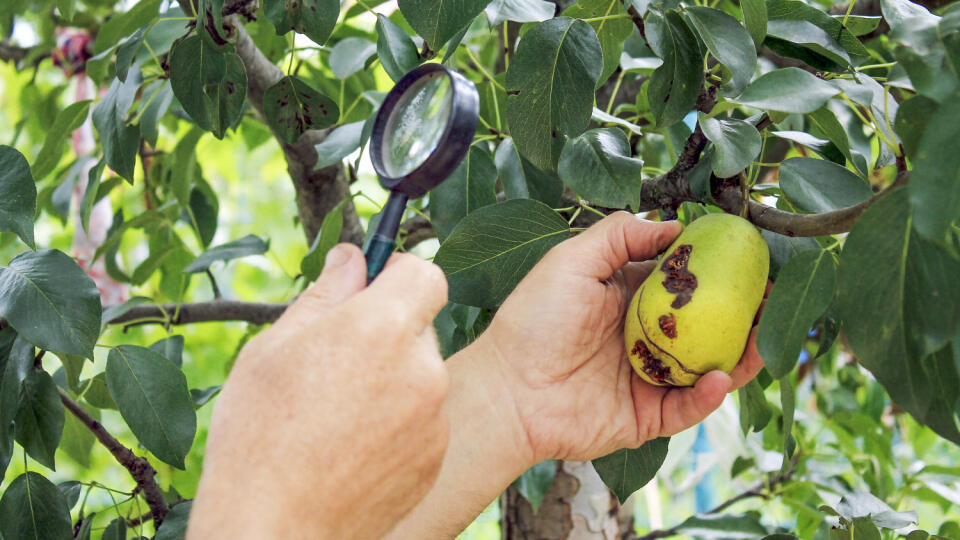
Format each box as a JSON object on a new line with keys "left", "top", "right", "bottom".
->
{"left": 624, "top": 213, "right": 769, "bottom": 386}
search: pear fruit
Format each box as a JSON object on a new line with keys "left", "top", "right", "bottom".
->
{"left": 624, "top": 213, "right": 769, "bottom": 386}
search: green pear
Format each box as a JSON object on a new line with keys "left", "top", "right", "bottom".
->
{"left": 624, "top": 213, "right": 769, "bottom": 386}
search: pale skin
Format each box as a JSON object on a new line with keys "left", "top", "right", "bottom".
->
{"left": 188, "top": 212, "right": 764, "bottom": 539}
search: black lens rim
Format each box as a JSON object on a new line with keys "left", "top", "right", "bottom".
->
{"left": 369, "top": 63, "right": 480, "bottom": 199}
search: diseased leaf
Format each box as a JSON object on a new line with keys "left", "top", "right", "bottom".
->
{"left": 429, "top": 146, "right": 498, "bottom": 242}
{"left": 435, "top": 200, "right": 570, "bottom": 308}
{"left": 0, "top": 472, "right": 73, "bottom": 540}
{"left": 183, "top": 235, "right": 270, "bottom": 273}
{"left": 779, "top": 157, "right": 874, "bottom": 213}
{"left": 169, "top": 35, "right": 248, "bottom": 139}
{"left": 698, "top": 115, "right": 762, "bottom": 177}
{"left": 734, "top": 68, "right": 839, "bottom": 113}
{"left": 263, "top": 0, "right": 339, "bottom": 45}
{"left": 14, "top": 368, "right": 65, "bottom": 469}
{"left": 106, "top": 345, "right": 197, "bottom": 468}
{"left": 557, "top": 127, "right": 645, "bottom": 209}
{"left": 0, "top": 145, "right": 37, "bottom": 249}
{"left": 263, "top": 76, "right": 339, "bottom": 144}
{"left": 592, "top": 437, "right": 669, "bottom": 502}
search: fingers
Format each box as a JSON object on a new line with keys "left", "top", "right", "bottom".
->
{"left": 656, "top": 371, "right": 732, "bottom": 437}
{"left": 351, "top": 252, "right": 449, "bottom": 334}
{"left": 276, "top": 244, "right": 367, "bottom": 328}
{"left": 728, "top": 326, "right": 765, "bottom": 391}
{"left": 549, "top": 212, "right": 682, "bottom": 281}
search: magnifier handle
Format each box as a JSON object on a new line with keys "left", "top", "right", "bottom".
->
{"left": 364, "top": 235, "right": 396, "bottom": 283}
{"left": 364, "top": 191, "right": 409, "bottom": 284}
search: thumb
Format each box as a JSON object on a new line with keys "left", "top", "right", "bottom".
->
{"left": 278, "top": 244, "right": 367, "bottom": 328}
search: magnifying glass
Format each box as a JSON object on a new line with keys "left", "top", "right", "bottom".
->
{"left": 364, "top": 64, "right": 480, "bottom": 282}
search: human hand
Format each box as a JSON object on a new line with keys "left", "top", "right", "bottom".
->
{"left": 480, "top": 212, "right": 765, "bottom": 463}
{"left": 188, "top": 244, "right": 450, "bottom": 540}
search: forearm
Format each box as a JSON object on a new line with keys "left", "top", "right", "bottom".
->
{"left": 385, "top": 337, "right": 534, "bottom": 539}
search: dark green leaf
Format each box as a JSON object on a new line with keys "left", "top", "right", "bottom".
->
{"left": 505, "top": 17, "right": 602, "bottom": 171}
{"left": 741, "top": 0, "right": 767, "bottom": 48}
{"left": 0, "top": 472, "right": 73, "bottom": 540}
{"left": 80, "top": 160, "right": 106, "bottom": 236}
{"left": 57, "top": 0, "right": 74, "bottom": 20}
{"left": 81, "top": 372, "right": 117, "bottom": 410}
{"left": 895, "top": 94, "right": 938, "bottom": 160}
{"left": 329, "top": 37, "right": 377, "bottom": 80}
{"left": 101, "top": 296, "right": 151, "bottom": 330}
{"left": 435, "top": 199, "right": 570, "bottom": 308}
{"left": 301, "top": 202, "right": 344, "bottom": 282}
{"left": 835, "top": 15, "right": 881, "bottom": 36}
{"left": 512, "top": 460, "right": 556, "bottom": 513}
{"left": 0, "top": 249, "right": 102, "bottom": 357}
{"left": 592, "top": 437, "right": 669, "bottom": 502}
{"left": 57, "top": 481, "right": 81, "bottom": 510}
{"left": 93, "top": 0, "right": 162, "bottom": 54}
{"left": 676, "top": 513, "right": 768, "bottom": 538}
{"left": 758, "top": 250, "right": 836, "bottom": 378}
{"left": 0, "top": 331, "right": 29, "bottom": 477}
{"left": 767, "top": 0, "right": 869, "bottom": 58}
{"left": 779, "top": 157, "right": 873, "bottom": 213}
{"left": 150, "top": 336, "right": 185, "bottom": 368}
{"left": 0, "top": 145, "right": 37, "bottom": 249}
{"left": 909, "top": 93, "right": 960, "bottom": 239}
{"left": 169, "top": 35, "right": 248, "bottom": 139}
{"left": 155, "top": 500, "right": 192, "bottom": 540}
{"left": 429, "top": 146, "right": 498, "bottom": 241}
{"left": 60, "top": 401, "right": 97, "bottom": 467}
{"left": 92, "top": 75, "right": 141, "bottom": 182}
{"left": 314, "top": 121, "right": 364, "bottom": 169}
{"left": 76, "top": 512, "right": 95, "bottom": 540}
{"left": 103, "top": 517, "right": 126, "bottom": 540}
{"left": 263, "top": 0, "right": 339, "bottom": 45}
{"left": 766, "top": 19, "right": 850, "bottom": 67}
{"left": 808, "top": 106, "right": 870, "bottom": 176}
{"left": 739, "top": 378, "right": 771, "bottom": 434}
{"left": 563, "top": 0, "right": 634, "bottom": 86}
{"left": 734, "top": 68, "right": 839, "bottom": 113}
{"left": 115, "top": 28, "right": 144, "bottom": 82}
{"left": 684, "top": 7, "right": 756, "bottom": 96}
{"left": 189, "top": 182, "right": 219, "bottom": 248}
{"left": 376, "top": 14, "right": 420, "bottom": 82}
{"left": 771, "top": 130, "right": 840, "bottom": 162}
{"left": 494, "top": 137, "right": 564, "bottom": 206}
{"left": 780, "top": 377, "right": 796, "bottom": 472}
{"left": 31, "top": 100, "right": 91, "bottom": 180}
{"left": 698, "top": 116, "right": 762, "bottom": 177}
{"left": 557, "top": 127, "right": 645, "bottom": 209}
{"left": 139, "top": 81, "right": 174, "bottom": 147}
{"left": 485, "top": 0, "right": 554, "bottom": 25}
{"left": 14, "top": 368, "right": 65, "bottom": 469}
{"left": 183, "top": 235, "right": 269, "bottom": 273}
{"left": 263, "top": 75, "right": 339, "bottom": 144}
{"left": 106, "top": 345, "right": 197, "bottom": 468}
{"left": 191, "top": 386, "right": 222, "bottom": 409}
{"left": 398, "top": 0, "right": 490, "bottom": 50}
{"left": 646, "top": 11, "right": 702, "bottom": 128}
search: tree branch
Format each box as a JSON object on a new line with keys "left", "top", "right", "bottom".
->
{"left": 400, "top": 215, "right": 436, "bottom": 250}
{"left": 58, "top": 389, "right": 170, "bottom": 526}
{"left": 0, "top": 40, "right": 30, "bottom": 64}
{"left": 107, "top": 300, "right": 290, "bottom": 327}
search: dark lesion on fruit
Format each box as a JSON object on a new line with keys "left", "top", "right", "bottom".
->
{"left": 631, "top": 340, "right": 671, "bottom": 383}
{"left": 660, "top": 244, "right": 698, "bottom": 309}
{"left": 658, "top": 313, "right": 677, "bottom": 338}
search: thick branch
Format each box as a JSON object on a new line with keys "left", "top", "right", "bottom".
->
{"left": 59, "top": 389, "right": 169, "bottom": 526}
{"left": 0, "top": 41, "right": 29, "bottom": 64}
{"left": 107, "top": 300, "right": 290, "bottom": 327}
{"left": 229, "top": 17, "right": 364, "bottom": 247}
{"left": 400, "top": 215, "right": 436, "bottom": 250}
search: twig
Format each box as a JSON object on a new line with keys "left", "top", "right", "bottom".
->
{"left": 0, "top": 40, "right": 31, "bottom": 64}
{"left": 127, "top": 498, "right": 191, "bottom": 527}
{"left": 107, "top": 300, "right": 290, "bottom": 327}
{"left": 58, "top": 389, "right": 170, "bottom": 526}
{"left": 400, "top": 215, "right": 436, "bottom": 250}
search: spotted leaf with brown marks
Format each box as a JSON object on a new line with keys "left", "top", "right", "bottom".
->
{"left": 169, "top": 35, "right": 248, "bottom": 140}
{"left": 263, "top": 0, "right": 339, "bottom": 46}
{"left": 263, "top": 76, "right": 339, "bottom": 144}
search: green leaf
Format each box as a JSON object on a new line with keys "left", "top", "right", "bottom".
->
{"left": 398, "top": 0, "right": 490, "bottom": 50}
{"left": 0, "top": 145, "right": 37, "bottom": 249}
{"left": 93, "top": 0, "right": 162, "bottom": 54}
{"left": 169, "top": 35, "right": 248, "bottom": 139}
{"left": 56, "top": 0, "right": 74, "bottom": 20}
{"left": 808, "top": 106, "right": 870, "bottom": 176}
{"left": 329, "top": 37, "right": 377, "bottom": 80}
{"left": 485, "top": 0, "right": 554, "bottom": 25}
{"left": 0, "top": 332, "right": 29, "bottom": 477}
{"left": 434, "top": 199, "right": 570, "bottom": 308}
{"left": 57, "top": 481, "right": 81, "bottom": 510}
{"left": 183, "top": 235, "right": 269, "bottom": 273}
{"left": 780, "top": 377, "right": 796, "bottom": 472}
{"left": 376, "top": 14, "right": 420, "bottom": 82}
{"left": 741, "top": 0, "right": 767, "bottom": 48}
{"left": 150, "top": 335, "right": 185, "bottom": 368}
{"left": 92, "top": 76, "right": 141, "bottom": 182}
{"left": 493, "top": 137, "right": 564, "bottom": 206}
{"left": 31, "top": 100, "right": 91, "bottom": 180}
{"left": 14, "top": 368, "right": 65, "bottom": 469}
{"left": 835, "top": 492, "right": 918, "bottom": 529}
{"left": 155, "top": 500, "right": 192, "bottom": 540}
{"left": 314, "top": 121, "right": 365, "bottom": 169}
{"left": 779, "top": 157, "right": 873, "bottom": 213}
{"left": 80, "top": 372, "right": 117, "bottom": 410}
{"left": 767, "top": 0, "right": 870, "bottom": 58}
{"left": 734, "top": 68, "right": 839, "bottom": 113}
{"left": 505, "top": 17, "right": 602, "bottom": 171}
{"left": 895, "top": 94, "right": 938, "bottom": 160}
{"left": 76, "top": 512, "right": 95, "bottom": 540}
{"left": 909, "top": 93, "right": 960, "bottom": 240}
{"left": 557, "top": 127, "right": 645, "bottom": 209}
{"left": 835, "top": 15, "right": 881, "bottom": 36}
{"left": 263, "top": 75, "right": 339, "bottom": 144}
{"left": 0, "top": 472, "right": 73, "bottom": 540}
{"left": 698, "top": 116, "right": 762, "bottom": 178}
{"left": 684, "top": 7, "right": 757, "bottom": 96}
{"left": 592, "top": 437, "right": 669, "bottom": 503}
{"left": 838, "top": 188, "right": 960, "bottom": 444}
{"left": 190, "top": 182, "right": 219, "bottom": 248}
{"left": 59, "top": 400, "right": 97, "bottom": 467}
{"left": 770, "top": 130, "right": 841, "bottom": 162}
{"left": 757, "top": 250, "right": 836, "bottom": 378}
{"left": 80, "top": 160, "right": 106, "bottom": 236}
{"left": 191, "top": 386, "right": 222, "bottom": 409}
{"left": 263, "top": 0, "right": 339, "bottom": 45}
{"left": 766, "top": 19, "right": 850, "bottom": 68}
{"left": 739, "top": 378, "right": 771, "bottom": 434}
{"left": 0, "top": 249, "right": 102, "bottom": 357}
{"left": 676, "top": 513, "right": 768, "bottom": 538}
{"left": 512, "top": 460, "right": 556, "bottom": 513}
{"left": 301, "top": 202, "right": 344, "bottom": 282}
{"left": 429, "top": 146, "right": 498, "bottom": 242}
{"left": 103, "top": 518, "right": 126, "bottom": 540}
{"left": 139, "top": 81, "right": 174, "bottom": 147}
{"left": 563, "top": 0, "right": 634, "bottom": 86}
{"left": 646, "top": 10, "right": 702, "bottom": 128}
{"left": 106, "top": 345, "right": 197, "bottom": 468}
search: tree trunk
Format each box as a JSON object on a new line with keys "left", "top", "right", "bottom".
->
{"left": 502, "top": 461, "right": 623, "bottom": 540}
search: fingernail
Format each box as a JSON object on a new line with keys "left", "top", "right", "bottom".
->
{"left": 324, "top": 245, "right": 350, "bottom": 269}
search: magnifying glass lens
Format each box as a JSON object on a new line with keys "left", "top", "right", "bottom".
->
{"left": 381, "top": 73, "right": 453, "bottom": 177}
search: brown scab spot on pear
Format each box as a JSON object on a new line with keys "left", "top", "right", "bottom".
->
{"left": 658, "top": 313, "right": 677, "bottom": 338}
{"left": 631, "top": 340, "right": 670, "bottom": 383}
{"left": 660, "top": 244, "right": 697, "bottom": 309}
